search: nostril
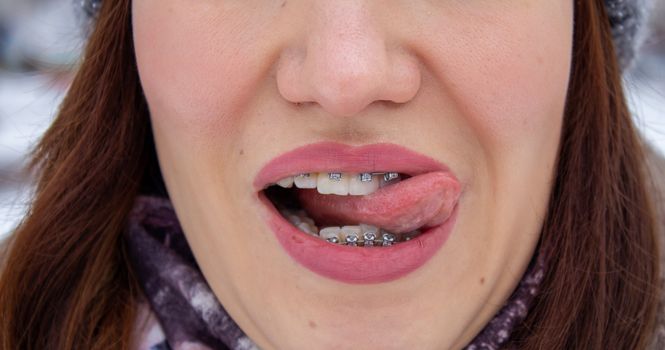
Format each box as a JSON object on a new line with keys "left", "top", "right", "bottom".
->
{"left": 275, "top": 27, "right": 422, "bottom": 117}
{"left": 310, "top": 77, "right": 383, "bottom": 117}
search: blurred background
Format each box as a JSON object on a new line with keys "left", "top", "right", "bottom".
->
{"left": 0, "top": 0, "right": 664, "bottom": 237}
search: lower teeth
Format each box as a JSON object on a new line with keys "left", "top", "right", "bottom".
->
{"left": 279, "top": 208, "right": 421, "bottom": 246}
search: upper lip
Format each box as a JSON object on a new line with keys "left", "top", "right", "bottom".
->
{"left": 253, "top": 141, "right": 451, "bottom": 191}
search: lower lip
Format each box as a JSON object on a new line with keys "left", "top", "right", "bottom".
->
{"left": 258, "top": 193, "right": 458, "bottom": 284}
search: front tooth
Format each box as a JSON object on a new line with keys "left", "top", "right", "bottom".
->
{"left": 277, "top": 176, "right": 294, "bottom": 188}
{"left": 320, "top": 227, "right": 342, "bottom": 242}
{"left": 349, "top": 173, "right": 380, "bottom": 195}
{"left": 359, "top": 173, "right": 373, "bottom": 182}
{"left": 317, "top": 172, "right": 349, "bottom": 195}
{"left": 294, "top": 173, "right": 317, "bottom": 188}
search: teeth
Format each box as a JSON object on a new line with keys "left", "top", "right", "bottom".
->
{"left": 349, "top": 173, "right": 380, "bottom": 195}
{"left": 276, "top": 176, "right": 294, "bottom": 188}
{"left": 319, "top": 227, "right": 342, "bottom": 241}
{"left": 297, "top": 211, "right": 316, "bottom": 226}
{"left": 286, "top": 214, "right": 301, "bottom": 225}
{"left": 360, "top": 224, "right": 379, "bottom": 241}
{"left": 381, "top": 232, "right": 396, "bottom": 246}
{"left": 363, "top": 231, "right": 377, "bottom": 246}
{"left": 328, "top": 172, "right": 343, "bottom": 181}
{"left": 341, "top": 226, "right": 361, "bottom": 246}
{"left": 297, "top": 222, "right": 318, "bottom": 235}
{"left": 276, "top": 191, "right": 421, "bottom": 247}
{"left": 294, "top": 173, "right": 317, "bottom": 188}
{"left": 274, "top": 172, "right": 399, "bottom": 195}
{"left": 317, "top": 172, "right": 350, "bottom": 195}
{"left": 281, "top": 209, "right": 320, "bottom": 235}
{"left": 341, "top": 226, "right": 362, "bottom": 240}
{"left": 379, "top": 172, "right": 401, "bottom": 188}
{"left": 359, "top": 173, "right": 373, "bottom": 182}
{"left": 345, "top": 234, "right": 359, "bottom": 246}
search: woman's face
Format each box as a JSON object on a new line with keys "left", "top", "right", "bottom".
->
{"left": 133, "top": 1, "right": 572, "bottom": 349}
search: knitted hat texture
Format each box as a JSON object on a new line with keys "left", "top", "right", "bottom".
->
{"left": 605, "top": 0, "right": 653, "bottom": 68}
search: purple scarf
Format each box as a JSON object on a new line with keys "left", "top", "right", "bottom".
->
{"left": 126, "top": 196, "right": 545, "bottom": 350}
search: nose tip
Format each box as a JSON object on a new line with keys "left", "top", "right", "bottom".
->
{"left": 310, "top": 58, "right": 388, "bottom": 117}
{"left": 275, "top": 5, "right": 421, "bottom": 117}
{"left": 281, "top": 51, "right": 419, "bottom": 117}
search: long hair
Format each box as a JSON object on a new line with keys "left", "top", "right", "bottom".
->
{"left": 0, "top": 0, "right": 659, "bottom": 349}
{"left": 0, "top": 1, "right": 148, "bottom": 348}
{"left": 509, "top": 0, "right": 660, "bottom": 348}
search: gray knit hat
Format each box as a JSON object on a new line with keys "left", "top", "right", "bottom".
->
{"left": 605, "top": 0, "right": 654, "bottom": 68}
{"left": 78, "top": 0, "right": 652, "bottom": 69}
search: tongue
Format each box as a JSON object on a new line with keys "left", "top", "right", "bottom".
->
{"left": 297, "top": 171, "right": 461, "bottom": 234}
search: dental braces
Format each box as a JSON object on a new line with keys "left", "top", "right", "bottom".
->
{"left": 325, "top": 232, "right": 398, "bottom": 247}
{"left": 324, "top": 172, "right": 399, "bottom": 182}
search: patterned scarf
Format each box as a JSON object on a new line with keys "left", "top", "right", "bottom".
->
{"left": 126, "top": 196, "right": 545, "bottom": 350}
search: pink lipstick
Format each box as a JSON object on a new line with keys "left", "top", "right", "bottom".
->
{"left": 255, "top": 142, "right": 461, "bottom": 284}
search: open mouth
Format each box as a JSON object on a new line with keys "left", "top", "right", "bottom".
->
{"left": 254, "top": 142, "right": 462, "bottom": 283}
{"left": 264, "top": 172, "right": 422, "bottom": 247}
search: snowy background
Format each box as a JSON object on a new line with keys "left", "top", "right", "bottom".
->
{"left": 1, "top": 0, "right": 664, "bottom": 238}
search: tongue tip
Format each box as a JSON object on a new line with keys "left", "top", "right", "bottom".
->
{"left": 298, "top": 171, "right": 461, "bottom": 235}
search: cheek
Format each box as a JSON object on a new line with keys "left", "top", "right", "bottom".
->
{"left": 426, "top": 1, "right": 573, "bottom": 155}
{"left": 132, "top": 1, "right": 273, "bottom": 144}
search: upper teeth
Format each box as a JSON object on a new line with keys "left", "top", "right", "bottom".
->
{"left": 275, "top": 172, "right": 399, "bottom": 196}
{"left": 294, "top": 173, "right": 317, "bottom": 188}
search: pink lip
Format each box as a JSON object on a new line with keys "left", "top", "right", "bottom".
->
{"left": 254, "top": 142, "right": 461, "bottom": 284}
{"left": 253, "top": 142, "right": 452, "bottom": 190}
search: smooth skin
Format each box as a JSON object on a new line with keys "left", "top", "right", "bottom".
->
{"left": 133, "top": 1, "right": 572, "bottom": 349}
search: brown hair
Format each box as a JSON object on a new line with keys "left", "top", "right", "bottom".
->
{"left": 0, "top": 0, "right": 659, "bottom": 349}
{"left": 509, "top": 0, "right": 661, "bottom": 348}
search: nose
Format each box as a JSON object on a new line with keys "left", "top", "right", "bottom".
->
{"left": 276, "top": 2, "right": 421, "bottom": 117}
